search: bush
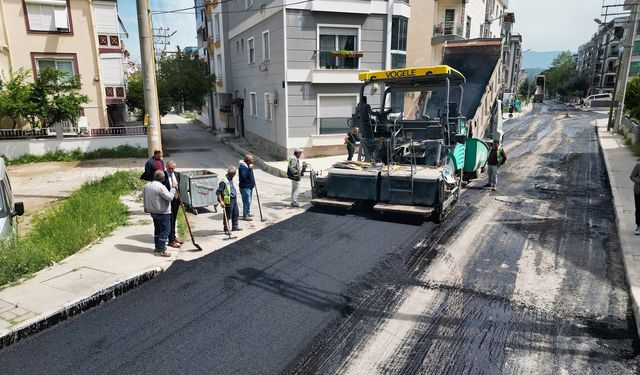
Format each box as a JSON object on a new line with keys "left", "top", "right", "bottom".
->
{"left": 3, "top": 145, "right": 149, "bottom": 165}
{"left": 0, "top": 171, "right": 146, "bottom": 287}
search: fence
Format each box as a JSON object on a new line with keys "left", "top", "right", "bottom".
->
{"left": 0, "top": 126, "right": 147, "bottom": 140}
{"left": 619, "top": 115, "right": 640, "bottom": 145}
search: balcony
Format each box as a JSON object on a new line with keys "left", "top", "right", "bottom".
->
{"left": 431, "top": 22, "right": 464, "bottom": 46}
{"left": 609, "top": 49, "right": 620, "bottom": 58}
{"left": 318, "top": 51, "right": 361, "bottom": 70}
{"left": 603, "top": 80, "right": 615, "bottom": 88}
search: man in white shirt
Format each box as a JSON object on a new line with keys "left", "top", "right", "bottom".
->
{"left": 143, "top": 170, "right": 177, "bottom": 256}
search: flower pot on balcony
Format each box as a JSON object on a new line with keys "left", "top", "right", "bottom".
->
{"left": 330, "top": 50, "right": 364, "bottom": 58}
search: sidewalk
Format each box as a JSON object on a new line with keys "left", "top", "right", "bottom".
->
{"left": 596, "top": 119, "right": 640, "bottom": 338}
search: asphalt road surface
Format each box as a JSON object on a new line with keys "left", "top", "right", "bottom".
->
{"left": 1, "top": 103, "right": 638, "bottom": 374}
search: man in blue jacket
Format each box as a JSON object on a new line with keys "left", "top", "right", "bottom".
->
{"left": 238, "top": 154, "right": 255, "bottom": 221}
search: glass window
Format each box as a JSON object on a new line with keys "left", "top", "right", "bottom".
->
{"left": 26, "top": 3, "right": 69, "bottom": 32}
{"left": 391, "top": 53, "right": 406, "bottom": 69}
{"left": 36, "top": 58, "right": 75, "bottom": 75}
{"left": 630, "top": 62, "right": 640, "bottom": 77}
{"left": 391, "top": 17, "right": 408, "bottom": 51}
{"left": 249, "top": 92, "right": 257, "bottom": 117}
{"left": 318, "top": 95, "right": 357, "bottom": 134}
{"left": 247, "top": 38, "right": 255, "bottom": 64}
{"left": 634, "top": 41, "right": 640, "bottom": 56}
{"left": 318, "top": 27, "right": 358, "bottom": 69}
{"left": 264, "top": 93, "right": 273, "bottom": 121}
{"left": 262, "top": 31, "right": 270, "bottom": 61}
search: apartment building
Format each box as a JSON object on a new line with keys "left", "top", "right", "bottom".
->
{"left": 409, "top": 0, "right": 509, "bottom": 67}
{"left": 0, "top": 0, "right": 129, "bottom": 129}
{"left": 196, "top": 0, "right": 411, "bottom": 157}
{"left": 503, "top": 32, "right": 521, "bottom": 94}
{"left": 576, "top": 17, "right": 627, "bottom": 95}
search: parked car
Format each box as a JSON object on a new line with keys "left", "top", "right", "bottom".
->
{"left": 0, "top": 158, "right": 24, "bottom": 240}
{"left": 583, "top": 93, "right": 612, "bottom": 107}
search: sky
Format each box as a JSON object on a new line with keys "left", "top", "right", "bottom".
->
{"left": 508, "top": 0, "right": 614, "bottom": 52}
{"left": 118, "top": 0, "right": 197, "bottom": 65}
{"left": 118, "top": 0, "right": 616, "bottom": 63}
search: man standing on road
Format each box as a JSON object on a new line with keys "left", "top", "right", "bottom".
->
{"left": 142, "top": 149, "right": 164, "bottom": 181}
{"left": 217, "top": 166, "right": 241, "bottom": 234}
{"left": 163, "top": 161, "right": 182, "bottom": 248}
{"left": 485, "top": 140, "right": 507, "bottom": 191}
{"left": 288, "top": 148, "right": 307, "bottom": 207}
{"left": 345, "top": 127, "right": 360, "bottom": 161}
{"left": 631, "top": 161, "right": 640, "bottom": 235}
{"left": 143, "top": 170, "right": 177, "bottom": 257}
{"left": 238, "top": 155, "right": 255, "bottom": 221}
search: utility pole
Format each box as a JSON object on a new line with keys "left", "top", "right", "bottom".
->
{"left": 136, "top": 0, "right": 162, "bottom": 155}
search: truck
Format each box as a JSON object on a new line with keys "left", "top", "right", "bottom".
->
{"left": 533, "top": 75, "right": 546, "bottom": 103}
{"left": 309, "top": 39, "right": 505, "bottom": 221}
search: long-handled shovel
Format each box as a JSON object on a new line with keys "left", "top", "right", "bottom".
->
{"left": 221, "top": 203, "right": 237, "bottom": 240}
{"left": 179, "top": 198, "right": 203, "bottom": 251}
{"left": 251, "top": 170, "right": 267, "bottom": 222}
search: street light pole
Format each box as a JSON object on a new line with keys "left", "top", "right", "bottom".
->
{"left": 136, "top": 0, "right": 163, "bottom": 155}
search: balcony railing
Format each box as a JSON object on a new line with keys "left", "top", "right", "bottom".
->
{"left": 603, "top": 81, "right": 615, "bottom": 88}
{"left": 433, "top": 22, "right": 464, "bottom": 37}
{"left": 318, "top": 51, "right": 360, "bottom": 70}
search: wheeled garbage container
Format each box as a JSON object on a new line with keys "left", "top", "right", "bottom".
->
{"left": 177, "top": 170, "right": 219, "bottom": 214}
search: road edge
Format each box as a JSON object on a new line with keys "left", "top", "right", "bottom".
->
{"left": 595, "top": 124, "right": 640, "bottom": 339}
{"left": 0, "top": 267, "right": 162, "bottom": 350}
{"left": 217, "top": 136, "right": 288, "bottom": 178}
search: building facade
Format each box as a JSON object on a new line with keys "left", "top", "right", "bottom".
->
{"left": 576, "top": 17, "right": 628, "bottom": 95}
{"left": 196, "top": 0, "right": 411, "bottom": 157}
{"left": 0, "top": 0, "right": 129, "bottom": 129}
{"left": 503, "top": 32, "right": 522, "bottom": 94}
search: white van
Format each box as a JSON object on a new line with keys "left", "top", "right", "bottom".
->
{"left": 583, "top": 93, "right": 612, "bottom": 107}
{"left": 0, "top": 158, "right": 24, "bottom": 240}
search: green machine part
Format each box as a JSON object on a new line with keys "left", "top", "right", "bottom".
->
{"left": 448, "top": 143, "right": 466, "bottom": 171}
{"left": 463, "top": 138, "right": 490, "bottom": 173}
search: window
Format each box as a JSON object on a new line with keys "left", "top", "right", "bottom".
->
{"left": 637, "top": 20, "right": 640, "bottom": 35}
{"left": 100, "top": 56, "right": 124, "bottom": 85}
{"left": 391, "top": 17, "right": 407, "bottom": 69}
{"left": 634, "top": 41, "right": 640, "bottom": 56}
{"left": 465, "top": 16, "right": 471, "bottom": 39}
{"left": 236, "top": 40, "right": 240, "bottom": 53}
{"left": 94, "top": 1, "right": 118, "bottom": 34}
{"left": 214, "top": 14, "right": 221, "bottom": 42}
{"left": 262, "top": 30, "right": 270, "bottom": 61}
{"left": 245, "top": 0, "right": 254, "bottom": 9}
{"left": 264, "top": 93, "right": 273, "bottom": 121}
{"left": 241, "top": 38, "right": 245, "bottom": 50}
{"left": 630, "top": 62, "right": 640, "bottom": 77}
{"left": 317, "top": 95, "right": 357, "bottom": 134}
{"left": 249, "top": 92, "right": 257, "bottom": 117}
{"left": 318, "top": 26, "right": 359, "bottom": 69}
{"left": 36, "top": 58, "right": 75, "bottom": 76}
{"left": 247, "top": 37, "right": 255, "bottom": 64}
{"left": 216, "top": 54, "right": 223, "bottom": 80}
{"left": 25, "top": 0, "right": 70, "bottom": 32}
{"left": 444, "top": 9, "right": 455, "bottom": 35}
{"left": 391, "top": 17, "right": 408, "bottom": 51}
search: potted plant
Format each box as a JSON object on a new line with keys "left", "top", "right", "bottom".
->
{"left": 330, "top": 50, "right": 364, "bottom": 58}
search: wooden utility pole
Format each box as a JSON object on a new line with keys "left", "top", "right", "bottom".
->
{"left": 136, "top": 0, "right": 162, "bottom": 155}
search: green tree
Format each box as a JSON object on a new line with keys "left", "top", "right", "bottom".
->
{"left": 0, "top": 69, "right": 32, "bottom": 129}
{"left": 541, "top": 51, "right": 578, "bottom": 97}
{"left": 25, "top": 69, "right": 89, "bottom": 128}
{"left": 625, "top": 75, "right": 640, "bottom": 120}
{"left": 518, "top": 78, "right": 532, "bottom": 102}
{"left": 126, "top": 71, "right": 171, "bottom": 120}
{"left": 158, "top": 48, "right": 213, "bottom": 112}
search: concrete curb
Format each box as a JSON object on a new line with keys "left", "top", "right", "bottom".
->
{"left": 217, "top": 136, "right": 288, "bottom": 178}
{"left": 0, "top": 267, "right": 162, "bottom": 350}
{"left": 595, "top": 124, "right": 640, "bottom": 339}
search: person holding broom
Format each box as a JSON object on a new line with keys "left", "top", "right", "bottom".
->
{"left": 216, "top": 166, "right": 241, "bottom": 234}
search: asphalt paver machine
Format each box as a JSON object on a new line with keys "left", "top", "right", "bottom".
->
{"left": 311, "top": 65, "right": 479, "bottom": 220}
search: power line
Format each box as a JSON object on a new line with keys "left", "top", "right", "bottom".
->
{"left": 150, "top": 0, "right": 316, "bottom": 15}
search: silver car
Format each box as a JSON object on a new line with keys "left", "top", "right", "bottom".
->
{"left": 0, "top": 158, "right": 24, "bottom": 240}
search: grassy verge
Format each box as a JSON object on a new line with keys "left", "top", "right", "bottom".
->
{"left": 621, "top": 134, "right": 640, "bottom": 157}
{"left": 2, "top": 145, "right": 150, "bottom": 166}
{"left": 177, "top": 208, "right": 187, "bottom": 239}
{"left": 0, "top": 170, "right": 145, "bottom": 287}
